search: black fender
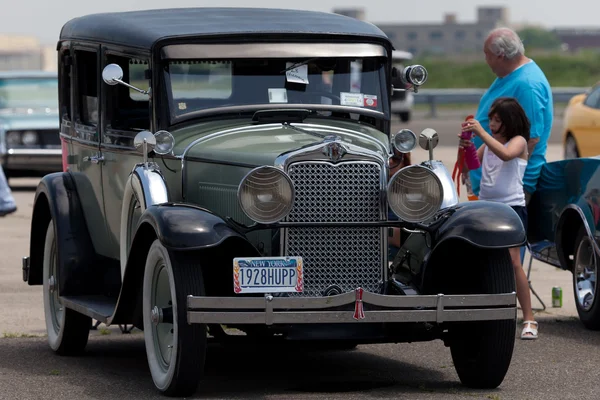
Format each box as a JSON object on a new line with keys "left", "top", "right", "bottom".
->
{"left": 28, "top": 172, "right": 110, "bottom": 296}
{"left": 136, "top": 203, "right": 254, "bottom": 250}
{"left": 416, "top": 201, "right": 525, "bottom": 293}
{"left": 433, "top": 200, "right": 526, "bottom": 250}
{"left": 555, "top": 203, "right": 600, "bottom": 271}
{"left": 110, "top": 203, "right": 260, "bottom": 325}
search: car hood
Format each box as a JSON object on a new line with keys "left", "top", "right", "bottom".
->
{"left": 0, "top": 112, "right": 59, "bottom": 131}
{"left": 176, "top": 119, "right": 389, "bottom": 166}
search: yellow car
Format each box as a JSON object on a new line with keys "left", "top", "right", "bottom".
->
{"left": 563, "top": 84, "right": 600, "bottom": 159}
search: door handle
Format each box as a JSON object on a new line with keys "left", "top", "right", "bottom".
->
{"left": 83, "top": 154, "right": 104, "bottom": 164}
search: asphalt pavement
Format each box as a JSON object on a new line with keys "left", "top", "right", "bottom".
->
{"left": 0, "top": 114, "right": 594, "bottom": 400}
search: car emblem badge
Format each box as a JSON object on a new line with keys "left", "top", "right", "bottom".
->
{"left": 322, "top": 141, "right": 347, "bottom": 161}
{"left": 353, "top": 287, "right": 365, "bottom": 320}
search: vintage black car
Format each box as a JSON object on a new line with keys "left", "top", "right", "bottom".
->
{"left": 23, "top": 7, "right": 525, "bottom": 397}
{"left": 528, "top": 157, "right": 600, "bottom": 330}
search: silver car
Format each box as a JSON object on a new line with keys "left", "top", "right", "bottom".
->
{"left": 0, "top": 71, "right": 61, "bottom": 179}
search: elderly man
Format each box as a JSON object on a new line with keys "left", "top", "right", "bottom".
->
{"left": 469, "top": 27, "right": 552, "bottom": 203}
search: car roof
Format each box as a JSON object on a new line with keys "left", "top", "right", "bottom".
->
{"left": 59, "top": 7, "right": 392, "bottom": 50}
{"left": 0, "top": 70, "right": 57, "bottom": 79}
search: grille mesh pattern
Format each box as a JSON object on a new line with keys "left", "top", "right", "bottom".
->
{"left": 285, "top": 161, "right": 384, "bottom": 297}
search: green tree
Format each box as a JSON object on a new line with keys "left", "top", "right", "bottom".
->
{"left": 517, "top": 27, "right": 562, "bottom": 51}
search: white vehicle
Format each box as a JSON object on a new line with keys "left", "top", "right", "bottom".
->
{"left": 391, "top": 50, "right": 415, "bottom": 122}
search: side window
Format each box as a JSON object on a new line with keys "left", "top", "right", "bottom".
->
{"left": 584, "top": 86, "right": 600, "bottom": 109}
{"left": 104, "top": 54, "right": 150, "bottom": 134}
{"left": 58, "top": 48, "right": 72, "bottom": 121}
{"left": 74, "top": 50, "right": 98, "bottom": 127}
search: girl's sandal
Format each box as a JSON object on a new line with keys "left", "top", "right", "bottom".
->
{"left": 521, "top": 320, "right": 538, "bottom": 340}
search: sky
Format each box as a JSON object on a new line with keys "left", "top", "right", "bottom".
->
{"left": 3, "top": 0, "right": 599, "bottom": 45}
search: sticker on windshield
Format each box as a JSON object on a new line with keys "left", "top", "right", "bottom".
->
{"left": 340, "top": 92, "right": 364, "bottom": 107}
{"left": 268, "top": 88, "right": 288, "bottom": 103}
{"left": 285, "top": 63, "right": 309, "bottom": 85}
{"left": 364, "top": 95, "right": 378, "bottom": 107}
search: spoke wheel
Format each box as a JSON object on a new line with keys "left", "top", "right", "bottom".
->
{"left": 573, "top": 227, "right": 600, "bottom": 330}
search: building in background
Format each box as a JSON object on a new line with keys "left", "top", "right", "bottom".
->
{"left": 334, "top": 6, "right": 511, "bottom": 56}
{"left": 552, "top": 28, "right": 600, "bottom": 51}
{"left": 0, "top": 35, "right": 55, "bottom": 71}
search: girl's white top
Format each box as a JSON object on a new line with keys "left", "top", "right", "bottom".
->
{"left": 478, "top": 142, "right": 527, "bottom": 207}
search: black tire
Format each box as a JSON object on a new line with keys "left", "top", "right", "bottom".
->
{"left": 399, "top": 111, "right": 410, "bottom": 122}
{"left": 142, "top": 239, "right": 207, "bottom": 397}
{"left": 564, "top": 135, "right": 580, "bottom": 159}
{"left": 447, "top": 248, "right": 516, "bottom": 389}
{"left": 572, "top": 227, "right": 600, "bottom": 330}
{"left": 43, "top": 220, "right": 91, "bottom": 355}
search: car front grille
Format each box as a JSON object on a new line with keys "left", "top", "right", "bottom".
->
{"left": 284, "top": 161, "right": 384, "bottom": 297}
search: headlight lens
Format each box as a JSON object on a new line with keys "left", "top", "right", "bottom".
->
{"left": 22, "top": 130, "right": 39, "bottom": 146}
{"left": 154, "top": 130, "right": 175, "bottom": 155}
{"left": 238, "top": 166, "right": 295, "bottom": 224}
{"left": 388, "top": 165, "right": 443, "bottom": 223}
{"left": 5, "top": 131, "right": 21, "bottom": 146}
{"left": 391, "top": 129, "right": 417, "bottom": 153}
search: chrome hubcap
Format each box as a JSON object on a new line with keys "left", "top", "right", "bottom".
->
{"left": 151, "top": 264, "right": 175, "bottom": 369}
{"left": 575, "top": 237, "right": 597, "bottom": 311}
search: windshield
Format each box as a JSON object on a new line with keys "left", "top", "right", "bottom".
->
{"left": 0, "top": 77, "right": 58, "bottom": 111}
{"left": 164, "top": 56, "right": 387, "bottom": 121}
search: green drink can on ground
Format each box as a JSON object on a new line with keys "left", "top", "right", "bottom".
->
{"left": 552, "top": 286, "right": 563, "bottom": 308}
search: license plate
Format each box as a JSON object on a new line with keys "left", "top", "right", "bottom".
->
{"left": 233, "top": 257, "right": 303, "bottom": 294}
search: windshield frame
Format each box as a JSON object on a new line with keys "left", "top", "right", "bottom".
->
{"left": 0, "top": 76, "right": 58, "bottom": 112}
{"left": 159, "top": 42, "right": 391, "bottom": 127}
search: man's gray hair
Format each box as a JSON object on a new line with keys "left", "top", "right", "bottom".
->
{"left": 487, "top": 28, "right": 525, "bottom": 59}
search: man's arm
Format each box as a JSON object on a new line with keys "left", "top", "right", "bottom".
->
{"left": 527, "top": 137, "right": 540, "bottom": 159}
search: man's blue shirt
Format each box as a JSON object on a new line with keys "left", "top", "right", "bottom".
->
{"left": 469, "top": 60, "right": 553, "bottom": 195}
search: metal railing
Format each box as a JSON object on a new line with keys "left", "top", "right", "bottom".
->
{"left": 413, "top": 87, "right": 587, "bottom": 117}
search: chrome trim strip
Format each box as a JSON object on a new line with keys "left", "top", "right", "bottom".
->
{"left": 132, "top": 163, "right": 170, "bottom": 211}
{"left": 7, "top": 149, "right": 62, "bottom": 156}
{"left": 422, "top": 160, "right": 459, "bottom": 209}
{"left": 120, "top": 162, "right": 170, "bottom": 275}
{"left": 162, "top": 43, "right": 387, "bottom": 59}
{"left": 186, "top": 292, "right": 517, "bottom": 325}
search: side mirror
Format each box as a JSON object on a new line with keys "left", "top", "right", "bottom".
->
{"left": 102, "top": 63, "right": 124, "bottom": 86}
{"left": 102, "top": 63, "right": 150, "bottom": 95}
{"left": 419, "top": 128, "right": 439, "bottom": 161}
{"left": 134, "top": 130, "right": 156, "bottom": 167}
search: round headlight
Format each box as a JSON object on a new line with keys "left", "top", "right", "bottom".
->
{"left": 154, "top": 130, "right": 175, "bottom": 155}
{"left": 22, "top": 130, "right": 39, "bottom": 146}
{"left": 5, "top": 131, "right": 21, "bottom": 146}
{"left": 404, "top": 65, "right": 428, "bottom": 86}
{"left": 391, "top": 129, "right": 417, "bottom": 153}
{"left": 388, "top": 165, "right": 443, "bottom": 223}
{"left": 238, "top": 166, "right": 295, "bottom": 224}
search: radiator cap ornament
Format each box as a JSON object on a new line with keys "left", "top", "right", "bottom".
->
{"left": 322, "top": 136, "right": 347, "bottom": 161}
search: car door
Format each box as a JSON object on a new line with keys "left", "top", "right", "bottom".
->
{"left": 573, "top": 86, "right": 600, "bottom": 157}
{"left": 99, "top": 49, "right": 152, "bottom": 260}
{"left": 65, "top": 45, "right": 113, "bottom": 258}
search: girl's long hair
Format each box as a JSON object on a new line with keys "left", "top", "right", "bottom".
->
{"left": 488, "top": 97, "right": 530, "bottom": 142}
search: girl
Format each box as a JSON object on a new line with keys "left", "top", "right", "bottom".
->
{"left": 459, "top": 97, "right": 538, "bottom": 340}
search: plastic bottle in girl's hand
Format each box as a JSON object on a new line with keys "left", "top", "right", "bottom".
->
{"left": 461, "top": 115, "right": 481, "bottom": 170}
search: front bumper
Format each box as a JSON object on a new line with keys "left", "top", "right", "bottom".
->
{"left": 187, "top": 289, "right": 517, "bottom": 325}
{"left": 2, "top": 148, "right": 62, "bottom": 172}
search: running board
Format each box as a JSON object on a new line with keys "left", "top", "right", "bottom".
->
{"left": 60, "top": 295, "right": 118, "bottom": 323}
